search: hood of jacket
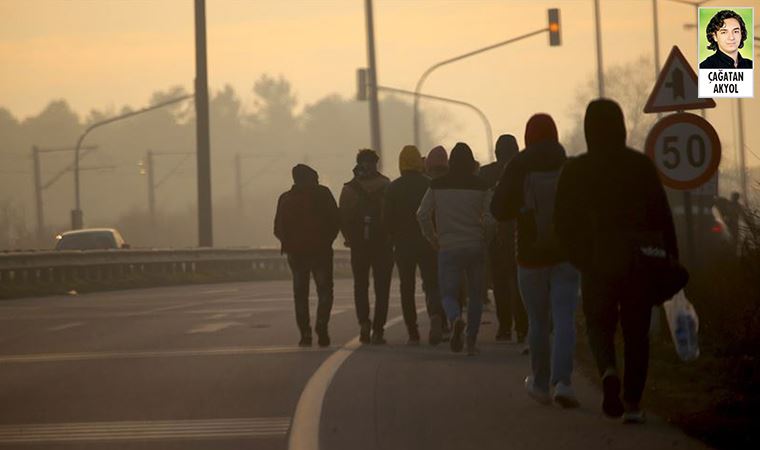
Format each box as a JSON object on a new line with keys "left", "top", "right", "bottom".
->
{"left": 525, "top": 114, "right": 558, "bottom": 147}
{"left": 449, "top": 142, "right": 477, "bottom": 175}
{"left": 399, "top": 145, "right": 424, "bottom": 173}
{"left": 292, "top": 163, "right": 318, "bottom": 187}
{"left": 495, "top": 134, "right": 519, "bottom": 163}
{"left": 584, "top": 99, "right": 627, "bottom": 155}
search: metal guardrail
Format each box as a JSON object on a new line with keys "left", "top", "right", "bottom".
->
{"left": 0, "top": 248, "right": 351, "bottom": 297}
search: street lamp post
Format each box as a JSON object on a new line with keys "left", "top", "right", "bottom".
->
{"left": 71, "top": 94, "right": 192, "bottom": 230}
{"left": 33, "top": 144, "right": 97, "bottom": 241}
{"left": 378, "top": 85, "right": 493, "bottom": 159}
{"left": 594, "top": 0, "right": 605, "bottom": 97}
{"left": 412, "top": 27, "right": 548, "bottom": 149}
{"left": 364, "top": 0, "right": 383, "bottom": 167}
{"left": 413, "top": 8, "right": 560, "bottom": 150}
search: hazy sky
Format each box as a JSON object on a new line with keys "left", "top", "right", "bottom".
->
{"left": 1, "top": 0, "right": 758, "bottom": 167}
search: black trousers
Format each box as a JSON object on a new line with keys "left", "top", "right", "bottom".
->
{"left": 488, "top": 239, "right": 527, "bottom": 336}
{"left": 394, "top": 240, "right": 444, "bottom": 332}
{"left": 287, "top": 248, "right": 334, "bottom": 336}
{"left": 350, "top": 244, "right": 394, "bottom": 333}
{"left": 582, "top": 274, "right": 652, "bottom": 405}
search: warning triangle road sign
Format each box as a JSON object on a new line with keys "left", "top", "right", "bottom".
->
{"left": 644, "top": 46, "right": 716, "bottom": 114}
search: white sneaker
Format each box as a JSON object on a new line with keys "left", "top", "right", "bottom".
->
{"left": 622, "top": 409, "right": 646, "bottom": 424}
{"left": 553, "top": 382, "right": 580, "bottom": 408}
{"left": 524, "top": 376, "right": 551, "bottom": 405}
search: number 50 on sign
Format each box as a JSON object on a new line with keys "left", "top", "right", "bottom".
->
{"left": 644, "top": 113, "right": 721, "bottom": 191}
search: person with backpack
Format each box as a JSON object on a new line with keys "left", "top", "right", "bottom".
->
{"left": 274, "top": 164, "right": 340, "bottom": 347}
{"left": 417, "top": 142, "right": 491, "bottom": 356}
{"left": 478, "top": 134, "right": 528, "bottom": 343}
{"left": 384, "top": 145, "right": 444, "bottom": 345}
{"left": 339, "top": 149, "right": 393, "bottom": 345}
{"left": 554, "top": 99, "right": 681, "bottom": 423}
{"left": 491, "top": 114, "right": 580, "bottom": 408}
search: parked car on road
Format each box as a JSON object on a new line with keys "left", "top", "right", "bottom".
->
{"left": 55, "top": 228, "right": 130, "bottom": 250}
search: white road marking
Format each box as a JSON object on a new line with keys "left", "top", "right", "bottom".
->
{"left": 47, "top": 322, "right": 84, "bottom": 332}
{"left": 0, "top": 417, "right": 290, "bottom": 443}
{"left": 0, "top": 345, "right": 329, "bottom": 364}
{"left": 288, "top": 310, "right": 418, "bottom": 450}
{"left": 186, "top": 322, "right": 245, "bottom": 334}
{"left": 186, "top": 307, "right": 295, "bottom": 315}
{"left": 202, "top": 288, "right": 240, "bottom": 294}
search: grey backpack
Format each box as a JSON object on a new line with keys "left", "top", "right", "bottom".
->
{"left": 522, "top": 170, "right": 562, "bottom": 251}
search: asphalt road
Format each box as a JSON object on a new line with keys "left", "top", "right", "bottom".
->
{"left": 0, "top": 279, "right": 710, "bottom": 449}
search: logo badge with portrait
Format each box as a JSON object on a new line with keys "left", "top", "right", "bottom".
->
{"left": 698, "top": 7, "right": 754, "bottom": 98}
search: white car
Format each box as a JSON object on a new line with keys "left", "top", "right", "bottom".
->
{"left": 55, "top": 228, "right": 130, "bottom": 250}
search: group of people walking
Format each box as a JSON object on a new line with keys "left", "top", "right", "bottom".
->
{"left": 274, "top": 99, "right": 681, "bottom": 424}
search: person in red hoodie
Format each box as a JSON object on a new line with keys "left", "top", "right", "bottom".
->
{"left": 491, "top": 114, "right": 580, "bottom": 408}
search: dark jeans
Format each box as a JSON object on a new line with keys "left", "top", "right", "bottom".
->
{"left": 287, "top": 248, "right": 334, "bottom": 336}
{"left": 582, "top": 274, "right": 652, "bottom": 405}
{"left": 394, "top": 240, "right": 443, "bottom": 332}
{"left": 351, "top": 244, "right": 394, "bottom": 333}
{"left": 488, "top": 239, "right": 527, "bottom": 337}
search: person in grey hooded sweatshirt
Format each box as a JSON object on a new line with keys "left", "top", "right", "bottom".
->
{"left": 417, "top": 143, "right": 490, "bottom": 356}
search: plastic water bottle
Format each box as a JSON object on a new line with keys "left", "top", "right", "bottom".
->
{"left": 674, "top": 312, "right": 700, "bottom": 361}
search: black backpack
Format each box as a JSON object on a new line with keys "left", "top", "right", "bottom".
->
{"left": 348, "top": 180, "right": 386, "bottom": 245}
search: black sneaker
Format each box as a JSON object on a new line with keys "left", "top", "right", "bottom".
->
{"left": 450, "top": 319, "right": 465, "bottom": 353}
{"left": 602, "top": 371, "right": 624, "bottom": 419}
{"left": 429, "top": 315, "right": 443, "bottom": 346}
{"left": 316, "top": 329, "right": 330, "bottom": 347}
{"left": 371, "top": 330, "right": 386, "bottom": 345}
{"left": 407, "top": 326, "right": 420, "bottom": 345}
{"left": 359, "top": 322, "right": 371, "bottom": 344}
{"left": 466, "top": 335, "right": 480, "bottom": 356}
{"left": 623, "top": 405, "right": 647, "bottom": 425}
{"left": 298, "top": 335, "right": 312, "bottom": 347}
{"left": 495, "top": 329, "right": 512, "bottom": 342}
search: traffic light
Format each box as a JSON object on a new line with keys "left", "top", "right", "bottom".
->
{"left": 548, "top": 8, "right": 561, "bottom": 46}
{"left": 356, "top": 68, "right": 368, "bottom": 101}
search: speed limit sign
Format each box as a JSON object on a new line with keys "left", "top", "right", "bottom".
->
{"left": 644, "top": 113, "right": 721, "bottom": 190}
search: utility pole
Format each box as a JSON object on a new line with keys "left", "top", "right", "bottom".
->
{"left": 364, "top": 0, "right": 383, "bottom": 168}
{"left": 235, "top": 153, "right": 243, "bottom": 212}
{"left": 195, "top": 0, "right": 213, "bottom": 247}
{"left": 32, "top": 146, "right": 44, "bottom": 242}
{"left": 737, "top": 99, "right": 748, "bottom": 204}
{"left": 594, "top": 0, "right": 605, "bottom": 97}
{"left": 146, "top": 150, "right": 156, "bottom": 225}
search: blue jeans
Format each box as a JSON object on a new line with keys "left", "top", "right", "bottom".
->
{"left": 438, "top": 246, "right": 486, "bottom": 338}
{"left": 517, "top": 262, "right": 580, "bottom": 391}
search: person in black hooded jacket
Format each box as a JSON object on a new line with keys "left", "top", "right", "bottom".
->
{"left": 274, "top": 164, "right": 340, "bottom": 347}
{"left": 479, "top": 134, "right": 528, "bottom": 342}
{"left": 554, "top": 99, "right": 679, "bottom": 423}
